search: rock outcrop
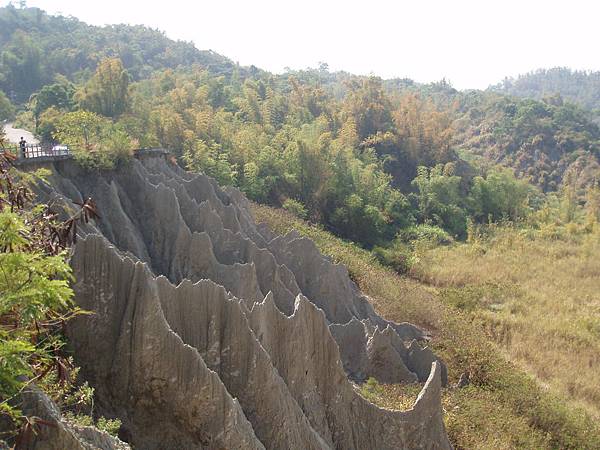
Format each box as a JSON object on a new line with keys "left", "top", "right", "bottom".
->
{"left": 16, "top": 386, "right": 129, "bottom": 450}
{"left": 32, "top": 154, "right": 452, "bottom": 449}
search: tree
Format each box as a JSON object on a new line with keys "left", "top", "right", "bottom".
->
{"left": 342, "top": 77, "right": 392, "bottom": 141}
{"left": 36, "top": 106, "right": 62, "bottom": 143}
{"left": 76, "top": 58, "right": 130, "bottom": 118}
{"left": 559, "top": 170, "right": 579, "bottom": 223}
{"left": 0, "top": 30, "right": 44, "bottom": 103}
{"left": 53, "top": 110, "right": 107, "bottom": 152}
{"left": 469, "top": 168, "right": 535, "bottom": 223}
{"left": 411, "top": 165, "right": 467, "bottom": 238}
{"left": 182, "top": 138, "right": 235, "bottom": 186}
{"left": 0, "top": 90, "right": 15, "bottom": 121}
{"left": 29, "top": 78, "right": 75, "bottom": 130}
{"left": 53, "top": 110, "right": 132, "bottom": 169}
{"left": 392, "top": 93, "right": 454, "bottom": 168}
{"left": 584, "top": 180, "right": 600, "bottom": 224}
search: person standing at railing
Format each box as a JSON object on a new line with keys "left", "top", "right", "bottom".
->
{"left": 19, "top": 137, "right": 26, "bottom": 158}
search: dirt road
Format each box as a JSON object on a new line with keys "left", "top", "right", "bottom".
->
{"left": 2, "top": 122, "right": 39, "bottom": 144}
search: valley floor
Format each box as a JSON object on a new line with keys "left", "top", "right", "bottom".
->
{"left": 414, "top": 226, "right": 600, "bottom": 419}
{"left": 253, "top": 204, "right": 600, "bottom": 450}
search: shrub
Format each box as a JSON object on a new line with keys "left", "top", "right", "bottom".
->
{"left": 53, "top": 110, "right": 133, "bottom": 170}
{"left": 0, "top": 162, "right": 80, "bottom": 437}
{"left": 397, "top": 224, "right": 453, "bottom": 245}
{"left": 373, "top": 240, "right": 413, "bottom": 274}
{"left": 282, "top": 198, "right": 307, "bottom": 219}
{"left": 0, "top": 160, "right": 102, "bottom": 442}
{"left": 469, "top": 168, "right": 537, "bottom": 223}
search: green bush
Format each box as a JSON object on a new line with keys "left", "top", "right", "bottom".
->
{"left": 282, "top": 198, "right": 307, "bottom": 219}
{"left": 411, "top": 165, "right": 468, "bottom": 238}
{"left": 0, "top": 165, "right": 100, "bottom": 442}
{"left": 0, "top": 90, "right": 15, "bottom": 121}
{"left": 469, "top": 168, "right": 537, "bottom": 223}
{"left": 53, "top": 110, "right": 133, "bottom": 170}
{"left": 373, "top": 240, "right": 414, "bottom": 274}
{"left": 0, "top": 210, "right": 74, "bottom": 423}
{"left": 0, "top": 172, "right": 80, "bottom": 435}
{"left": 397, "top": 224, "right": 453, "bottom": 245}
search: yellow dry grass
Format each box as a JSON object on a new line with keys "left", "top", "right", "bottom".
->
{"left": 414, "top": 226, "right": 600, "bottom": 418}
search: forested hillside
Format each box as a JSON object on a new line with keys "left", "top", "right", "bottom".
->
{"left": 0, "top": 4, "right": 246, "bottom": 103}
{"left": 493, "top": 67, "right": 600, "bottom": 113}
{"left": 1, "top": 5, "right": 599, "bottom": 252}
{"left": 452, "top": 91, "right": 600, "bottom": 191}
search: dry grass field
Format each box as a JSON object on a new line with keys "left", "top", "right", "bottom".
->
{"left": 414, "top": 225, "right": 600, "bottom": 418}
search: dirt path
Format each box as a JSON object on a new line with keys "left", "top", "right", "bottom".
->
{"left": 2, "top": 122, "right": 39, "bottom": 144}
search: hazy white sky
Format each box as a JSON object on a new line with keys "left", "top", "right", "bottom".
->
{"left": 5, "top": 0, "right": 600, "bottom": 89}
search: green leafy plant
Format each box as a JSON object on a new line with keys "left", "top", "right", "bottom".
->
{"left": 0, "top": 153, "right": 97, "bottom": 441}
{"left": 282, "top": 198, "right": 307, "bottom": 219}
{"left": 53, "top": 110, "right": 133, "bottom": 170}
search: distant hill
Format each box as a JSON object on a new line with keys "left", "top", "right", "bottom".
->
{"left": 452, "top": 91, "right": 600, "bottom": 191}
{"left": 0, "top": 5, "right": 255, "bottom": 102}
{"left": 491, "top": 68, "right": 600, "bottom": 114}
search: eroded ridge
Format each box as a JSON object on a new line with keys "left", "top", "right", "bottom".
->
{"left": 34, "top": 156, "right": 451, "bottom": 449}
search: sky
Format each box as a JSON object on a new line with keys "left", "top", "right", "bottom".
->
{"left": 4, "top": 0, "right": 600, "bottom": 89}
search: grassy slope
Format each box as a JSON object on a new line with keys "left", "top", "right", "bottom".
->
{"left": 414, "top": 225, "right": 600, "bottom": 418}
{"left": 252, "top": 204, "right": 600, "bottom": 450}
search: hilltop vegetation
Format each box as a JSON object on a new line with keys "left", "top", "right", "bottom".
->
{"left": 493, "top": 67, "right": 600, "bottom": 114}
{"left": 1, "top": 7, "right": 599, "bottom": 248}
{"left": 453, "top": 91, "right": 600, "bottom": 191}
{"left": 0, "top": 4, "right": 244, "bottom": 103}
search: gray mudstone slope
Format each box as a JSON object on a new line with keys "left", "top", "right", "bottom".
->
{"left": 32, "top": 155, "right": 452, "bottom": 449}
{"left": 14, "top": 386, "right": 130, "bottom": 450}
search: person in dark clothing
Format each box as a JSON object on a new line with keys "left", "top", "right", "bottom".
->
{"left": 19, "top": 137, "right": 26, "bottom": 158}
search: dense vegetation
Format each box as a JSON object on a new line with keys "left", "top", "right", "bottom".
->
{"left": 453, "top": 91, "right": 600, "bottom": 192}
{"left": 2, "top": 5, "right": 600, "bottom": 448}
{"left": 2, "top": 7, "right": 599, "bottom": 251}
{"left": 493, "top": 67, "right": 600, "bottom": 114}
{"left": 0, "top": 4, "right": 245, "bottom": 104}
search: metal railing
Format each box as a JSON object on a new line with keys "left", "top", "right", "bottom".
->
{"left": 133, "top": 147, "right": 170, "bottom": 157}
{"left": 10, "top": 144, "right": 71, "bottom": 160}
{"left": 2, "top": 144, "right": 172, "bottom": 164}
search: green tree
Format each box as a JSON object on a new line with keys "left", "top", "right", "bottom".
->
{"left": 585, "top": 181, "right": 600, "bottom": 224}
{"left": 76, "top": 58, "right": 130, "bottom": 118}
{"left": 0, "top": 30, "right": 44, "bottom": 103}
{"left": 559, "top": 171, "right": 579, "bottom": 223}
{"left": 0, "top": 90, "right": 15, "bottom": 121}
{"left": 469, "top": 168, "right": 535, "bottom": 223}
{"left": 411, "top": 165, "right": 467, "bottom": 238}
{"left": 182, "top": 138, "right": 235, "bottom": 186}
{"left": 53, "top": 110, "right": 107, "bottom": 152}
{"left": 36, "top": 106, "right": 62, "bottom": 142}
{"left": 29, "top": 78, "right": 75, "bottom": 130}
{"left": 53, "top": 110, "right": 132, "bottom": 169}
